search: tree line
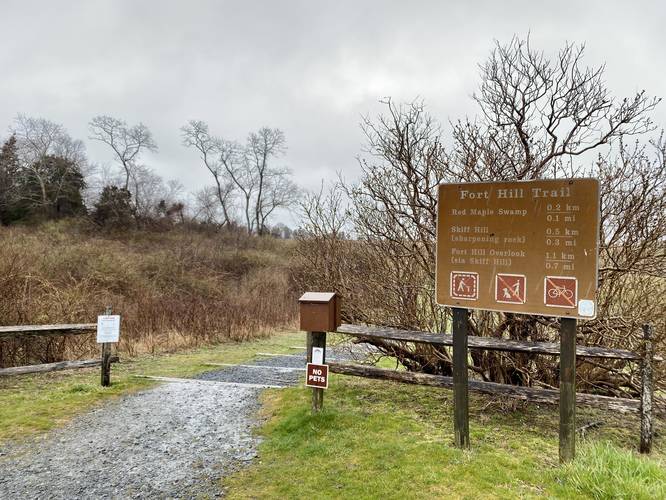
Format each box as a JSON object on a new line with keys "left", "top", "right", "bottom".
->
{"left": 0, "top": 115, "right": 300, "bottom": 234}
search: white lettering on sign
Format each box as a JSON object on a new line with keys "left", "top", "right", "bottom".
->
{"left": 305, "top": 363, "right": 329, "bottom": 389}
{"left": 312, "top": 347, "right": 324, "bottom": 365}
{"left": 459, "top": 187, "right": 573, "bottom": 200}
{"left": 96, "top": 315, "right": 121, "bottom": 343}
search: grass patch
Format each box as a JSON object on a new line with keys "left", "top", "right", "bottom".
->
{"left": 225, "top": 375, "right": 665, "bottom": 499}
{"left": 0, "top": 329, "right": 304, "bottom": 445}
{"left": 554, "top": 441, "right": 666, "bottom": 499}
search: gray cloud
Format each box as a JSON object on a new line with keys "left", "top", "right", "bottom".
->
{"left": 1, "top": 0, "right": 664, "bottom": 224}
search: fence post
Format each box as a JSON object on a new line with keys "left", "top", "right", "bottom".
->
{"left": 559, "top": 317, "right": 577, "bottom": 462}
{"left": 452, "top": 307, "right": 470, "bottom": 449}
{"left": 309, "top": 331, "right": 326, "bottom": 413}
{"left": 100, "top": 305, "right": 112, "bottom": 387}
{"left": 640, "top": 323, "right": 654, "bottom": 454}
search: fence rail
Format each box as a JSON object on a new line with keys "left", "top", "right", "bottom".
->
{"left": 0, "top": 315, "right": 116, "bottom": 385}
{"left": 0, "top": 323, "right": 97, "bottom": 340}
{"left": 337, "top": 324, "right": 641, "bottom": 360}
{"left": 329, "top": 361, "right": 641, "bottom": 413}
{"left": 0, "top": 357, "right": 119, "bottom": 377}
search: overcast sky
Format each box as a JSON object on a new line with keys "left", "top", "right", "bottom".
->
{"left": 1, "top": 1, "right": 664, "bottom": 224}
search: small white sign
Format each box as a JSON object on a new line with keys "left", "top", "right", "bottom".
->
{"left": 577, "top": 300, "right": 595, "bottom": 318}
{"left": 97, "top": 315, "right": 121, "bottom": 343}
{"left": 312, "top": 347, "right": 324, "bottom": 365}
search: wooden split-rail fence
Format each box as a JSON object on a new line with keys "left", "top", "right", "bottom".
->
{"left": 0, "top": 313, "right": 119, "bottom": 386}
{"left": 305, "top": 321, "right": 656, "bottom": 455}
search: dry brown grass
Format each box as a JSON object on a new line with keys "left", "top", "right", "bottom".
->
{"left": 0, "top": 220, "right": 298, "bottom": 366}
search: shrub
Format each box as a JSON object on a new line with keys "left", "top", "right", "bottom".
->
{"left": 92, "top": 186, "right": 134, "bottom": 229}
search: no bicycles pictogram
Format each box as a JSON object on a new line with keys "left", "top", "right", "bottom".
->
{"left": 450, "top": 271, "right": 478, "bottom": 300}
{"left": 544, "top": 276, "right": 577, "bottom": 308}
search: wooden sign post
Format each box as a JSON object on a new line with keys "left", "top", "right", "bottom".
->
{"left": 436, "top": 179, "right": 600, "bottom": 458}
{"left": 307, "top": 334, "right": 327, "bottom": 412}
{"left": 97, "top": 306, "right": 120, "bottom": 387}
{"left": 452, "top": 308, "right": 470, "bottom": 449}
{"left": 559, "top": 317, "right": 577, "bottom": 462}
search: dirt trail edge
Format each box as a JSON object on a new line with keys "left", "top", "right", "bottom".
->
{"left": 0, "top": 352, "right": 309, "bottom": 499}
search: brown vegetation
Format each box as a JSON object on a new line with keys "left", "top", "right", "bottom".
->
{"left": 0, "top": 220, "right": 298, "bottom": 367}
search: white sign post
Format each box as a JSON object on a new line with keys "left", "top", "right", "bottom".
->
{"left": 96, "top": 315, "right": 121, "bottom": 343}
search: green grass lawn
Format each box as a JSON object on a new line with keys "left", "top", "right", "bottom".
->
{"left": 225, "top": 375, "right": 666, "bottom": 499}
{"left": 0, "top": 330, "right": 304, "bottom": 444}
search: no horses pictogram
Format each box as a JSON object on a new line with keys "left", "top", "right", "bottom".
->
{"left": 450, "top": 271, "right": 478, "bottom": 300}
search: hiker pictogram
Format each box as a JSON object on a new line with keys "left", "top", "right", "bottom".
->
{"left": 544, "top": 276, "right": 577, "bottom": 308}
{"left": 450, "top": 271, "right": 478, "bottom": 300}
{"left": 495, "top": 274, "right": 526, "bottom": 304}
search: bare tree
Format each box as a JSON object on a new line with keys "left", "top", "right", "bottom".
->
{"left": 191, "top": 186, "right": 226, "bottom": 224}
{"left": 129, "top": 165, "right": 163, "bottom": 218}
{"left": 298, "top": 181, "right": 349, "bottom": 240}
{"left": 11, "top": 114, "right": 86, "bottom": 167}
{"left": 183, "top": 122, "right": 299, "bottom": 234}
{"left": 450, "top": 37, "right": 659, "bottom": 182}
{"left": 246, "top": 128, "right": 294, "bottom": 235}
{"left": 89, "top": 115, "right": 157, "bottom": 192}
{"left": 122, "top": 165, "right": 184, "bottom": 220}
{"left": 181, "top": 120, "right": 234, "bottom": 226}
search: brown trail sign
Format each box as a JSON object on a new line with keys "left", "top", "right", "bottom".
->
{"left": 436, "top": 178, "right": 599, "bottom": 319}
{"left": 436, "top": 178, "right": 600, "bottom": 462}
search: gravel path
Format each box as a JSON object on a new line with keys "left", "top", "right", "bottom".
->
{"left": 0, "top": 347, "right": 360, "bottom": 499}
{"left": 0, "top": 356, "right": 305, "bottom": 499}
{"left": 0, "top": 381, "right": 263, "bottom": 499}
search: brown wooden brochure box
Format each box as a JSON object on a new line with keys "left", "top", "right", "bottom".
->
{"left": 299, "top": 292, "right": 341, "bottom": 332}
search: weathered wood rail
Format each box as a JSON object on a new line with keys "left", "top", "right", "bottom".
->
{"left": 0, "top": 323, "right": 97, "bottom": 340}
{"left": 337, "top": 324, "right": 640, "bottom": 360}
{"left": 329, "top": 362, "right": 640, "bottom": 413}
{"left": 0, "top": 316, "right": 117, "bottom": 385}
{"left": 0, "top": 357, "right": 119, "bottom": 377}
{"left": 334, "top": 322, "right": 655, "bottom": 453}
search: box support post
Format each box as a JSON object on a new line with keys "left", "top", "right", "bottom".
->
{"left": 309, "top": 331, "right": 326, "bottom": 413}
